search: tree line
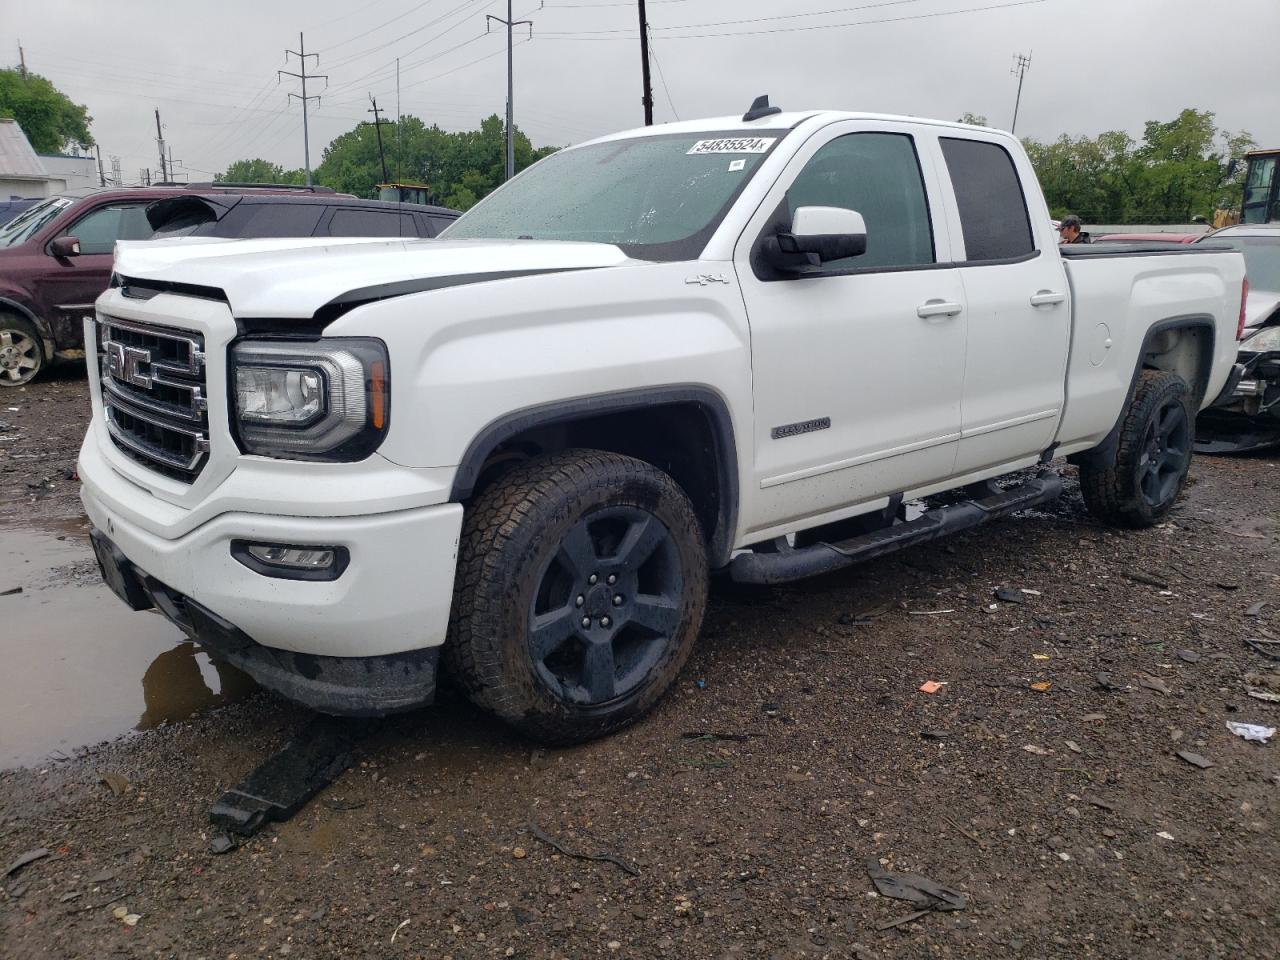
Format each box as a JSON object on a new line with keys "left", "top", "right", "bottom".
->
{"left": 218, "top": 114, "right": 557, "bottom": 211}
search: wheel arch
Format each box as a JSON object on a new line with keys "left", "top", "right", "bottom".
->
{"left": 0, "top": 296, "right": 54, "bottom": 357}
{"left": 451, "top": 386, "right": 739, "bottom": 567}
{"left": 1069, "top": 313, "right": 1214, "bottom": 468}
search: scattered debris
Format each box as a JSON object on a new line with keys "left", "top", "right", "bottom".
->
{"left": 918, "top": 681, "right": 946, "bottom": 694}
{"left": 1032, "top": 653, "right": 1051, "bottom": 660}
{"left": 1156, "top": 831, "right": 1176, "bottom": 841}
{"left": 1081, "top": 713, "right": 1107, "bottom": 722}
{"left": 209, "top": 716, "right": 373, "bottom": 837}
{"left": 1086, "top": 797, "right": 1116, "bottom": 812}
{"left": 1244, "top": 638, "right": 1280, "bottom": 662}
{"left": 1139, "top": 675, "right": 1171, "bottom": 695}
{"left": 512, "top": 847, "right": 527, "bottom": 859}
{"left": 391, "top": 919, "right": 410, "bottom": 944}
{"left": 1226, "top": 721, "right": 1275, "bottom": 743}
{"left": 1245, "top": 673, "right": 1280, "bottom": 703}
{"left": 1175, "top": 751, "right": 1214, "bottom": 769}
{"left": 1177, "top": 649, "right": 1202, "bottom": 663}
{"left": 865, "top": 858, "right": 967, "bottom": 927}
{"left": 1246, "top": 601, "right": 1269, "bottom": 617}
{"left": 0, "top": 586, "right": 21, "bottom": 597}
{"left": 921, "top": 729, "right": 951, "bottom": 740}
{"left": 1065, "top": 740, "right": 1083, "bottom": 754}
{"left": 100, "top": 772, "right": 129, "bottom": 796}
{"left": 1023, "top": 744, "right": 1051, "bottom": 756}
{"left": 944, "top": 816, "right": 986, "bottom": 848}
{"left": 1030, "top": 681, "right": 1052, "bottom": 692}
{"left": 209, "top": 834, "right": 236, "bottom": 855}
{"left": 528, "top": 821, "right": 640, "bottom": 876}
{"left": 1095, "top": 674, "right": 1130, "bottom": 692}
{"left": 4, "top": 848, "right": 49, "bottom": 878}
{"left": 994, "top": 586, "right": 1025, "bottom": 603}
{"left": 1126, "top": 571, "right": 1170, "bottom": 589}
{"left": 908, "top": 609, "right": 955, "bottom": 616}
{"left": 680, "top": 731, "right": 752, "bottom": 742}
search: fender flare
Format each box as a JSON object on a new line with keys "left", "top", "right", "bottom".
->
{"left": 451, "top": 385, "right": 740, "bottom": 566}
{"left": 0, "top": 296, "right": 54, "bottom": 360}
{"left": 1069, "top": 313, "right": 1215, "bottom": 468}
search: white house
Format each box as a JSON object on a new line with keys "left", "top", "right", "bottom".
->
{"left": 0, "top": 118, "right": 97, "bottom": 198}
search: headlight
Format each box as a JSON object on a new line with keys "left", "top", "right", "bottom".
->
{"left": 1243, "top": 324, "right": 1280, "bottom": 353}
{"left": 230, "top": 338, "right": 389, "bottom": 461}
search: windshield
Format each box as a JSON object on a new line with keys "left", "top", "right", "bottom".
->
{"left": 1203, "top": 235, "right": 1280, "bottom": 292}
{"left": 0, "top": 196, "right": 73, "bottom": 247}
{"left": 443, "top": 131, "right": 785, "bottom": 261}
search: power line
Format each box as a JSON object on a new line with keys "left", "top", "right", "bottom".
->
{"left": 538, "top": 0, "right": 1049, "bottom": 40}
{"left": 279, "top": 33, "right": 328, "bottom": 186}
{"left": 649, "top": 37, "right": 679, "bottom": 120}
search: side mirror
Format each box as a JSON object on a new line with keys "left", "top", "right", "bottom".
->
{"left": 50, "top": 236, "right": 81, "bottom": 258}
{"left": 765, "top": 206, "right": 867, "bottom": 273}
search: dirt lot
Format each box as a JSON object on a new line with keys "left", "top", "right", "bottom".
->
{"left": 2, "top": 372, "right": 1278, "bottom": 959}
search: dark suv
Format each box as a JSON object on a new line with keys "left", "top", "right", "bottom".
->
{"left": 0, "top": 186, "right": 459, "bottom": 387}
{"left": 145, "top": 189, "right": 459, "bottom": 242}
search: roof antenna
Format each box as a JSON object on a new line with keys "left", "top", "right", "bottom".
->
{"left": 743, "top": 95, "right": 782, "bottom": 123}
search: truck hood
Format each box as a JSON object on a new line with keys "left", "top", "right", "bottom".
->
{"left": 112, "top": 236, "right": 638, "bottom": 318}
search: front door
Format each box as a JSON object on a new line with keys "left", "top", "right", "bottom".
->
{"left": 734, "top": 123, "right": 967, "bottom": 539}
{"left": 35, "top": 201, "right": 153, "bottom": 351}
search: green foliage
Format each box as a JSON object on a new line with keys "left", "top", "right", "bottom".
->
{"left": 1023, "top": 108, "right": 1255, "bottom": 224}
{"left": 221, "top": 114, "right": 558, "bottom": 210}
{"left": 0, "top": 67, "right": 93, "bottom": 154}
{"left": 214, "top": 158, "right": 305, "bottom": 185}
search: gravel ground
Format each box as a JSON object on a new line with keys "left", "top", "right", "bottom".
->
{"left": 2, "top": 374, "right": 1279, "bottom": 959}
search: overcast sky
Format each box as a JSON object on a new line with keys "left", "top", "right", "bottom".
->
{"left": 5, "top": 0, "right": 1278, "bottom": 183}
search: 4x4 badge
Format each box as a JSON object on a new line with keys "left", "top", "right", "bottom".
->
{"left": 684, "top": 273, "right": 731, "bottom": 286}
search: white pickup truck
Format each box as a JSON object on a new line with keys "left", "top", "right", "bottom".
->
{"left": 80, "top": 99, "right": 1247, "bottom": 743}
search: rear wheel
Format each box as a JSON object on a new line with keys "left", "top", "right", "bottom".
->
{"left": 446, "top": 450, "right": 707, "bottom": 744}
{"left": 1081, "top": 369, "right": 1194, "bottom": 528}
{"left": 0, "top": 314, "right": 43, "bottom": 387}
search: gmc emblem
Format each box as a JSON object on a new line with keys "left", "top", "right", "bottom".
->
{"left": 106, "top": 341, "right": 153, "bottom": 389}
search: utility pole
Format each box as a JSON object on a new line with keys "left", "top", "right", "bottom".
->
{"left": 486, "top": 3, "right": 532, "bottom": 181}
{"left": 279, "top": 33, "right": 326, "bottom": 187}
{"left": 95, "top": 145, "right": 105, "bottom": 187}
{"left": 154, "top": 109, "right": 168, "bottom": 182}
{"left": 1010, "top": 52, "right": 1032, "bottom": 135}
{"left": 637, "top": 0, "right": 654, "bottom": 125}
{"left": 368, "top": 96, "right": 391, "bottom": 184}
{"left": 17, "top": 42, "right": 27, "bottom": 78}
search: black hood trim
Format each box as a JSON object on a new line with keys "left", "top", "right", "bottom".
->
{"left": 314, "top": 266, "right": 602, "bottom": 327}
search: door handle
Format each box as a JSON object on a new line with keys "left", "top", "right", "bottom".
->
{"left": 1030, "top": 290, "right": 1066, "bottom": 307}
{"left": 916, "top": 299, "right": 963, "bottom": 319}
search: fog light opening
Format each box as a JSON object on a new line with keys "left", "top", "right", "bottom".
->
{"left": 231, "top": 540, "right": 350, "bottom": 581}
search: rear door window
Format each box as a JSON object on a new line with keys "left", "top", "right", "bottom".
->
{"left": 326, "top": 209, "right": 414, "bottom": 237}
{"left": 62, "top": 203, "right": 153, "bottom": 254}
{"left": 428, "top": 215, "right": 457, "bottom": 236}
{"left": 939, "top": 138, "right": 1035, "bottom": 262}
{"left": 224, "top": 203, "right": 325, "bottom": 238}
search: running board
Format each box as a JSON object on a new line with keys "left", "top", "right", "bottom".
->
{"left": 730, "top": 471, "right": 1064, "bottom": 585}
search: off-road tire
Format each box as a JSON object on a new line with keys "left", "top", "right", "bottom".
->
{"left": 445, "top": 449, "right": 708, "bottom": 744}
{"left": 0, "top": 313, "right": 44, "bottom": 387}
{"left": 1080, "top": 369, "right": 1194, "bottom": 529}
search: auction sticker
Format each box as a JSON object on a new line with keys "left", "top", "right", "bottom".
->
{"left": 687, "top": 137, "right": 776, "bottom": 155}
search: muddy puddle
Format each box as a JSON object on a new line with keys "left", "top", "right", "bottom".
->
{"left": 0, "top": 519, "right": 257, "bottom": 768}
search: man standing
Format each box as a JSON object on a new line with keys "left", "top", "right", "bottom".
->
{"left": 1059, "top": 215, "right": 1089, "bottom": 244}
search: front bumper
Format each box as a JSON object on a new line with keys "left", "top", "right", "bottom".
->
{"left": 89, "top": 524, "right": 448, "bottom": 717}
{"left": 1195, "top": 352, "right": 1280, "bottom": 453}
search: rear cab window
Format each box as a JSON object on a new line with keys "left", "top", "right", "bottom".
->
{"left": 938, "top": 137, "right": 1036, "bottom": 262}
{"left": 326, "top": 208, "right": 417, "bottom": 238}
{"left": 219, "top": 203, "right": 325, "bottom": 239}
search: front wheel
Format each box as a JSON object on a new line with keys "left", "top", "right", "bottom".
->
{"left": 1080, "top": 369, "right": 1194, "bottom": 528}
{"left": 0, "top": 314, "right": 44, "bottom": 387}
{"left": 445, "top": 450, "right": 708, "bottom": 744}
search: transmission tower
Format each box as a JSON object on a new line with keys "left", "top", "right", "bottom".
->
{"left": 279, "top": 33, "right": 327, "bottom": 187}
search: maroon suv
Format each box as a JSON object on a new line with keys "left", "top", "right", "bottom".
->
{"left": 0, "top": 184, "right": 451, "bottom": 387}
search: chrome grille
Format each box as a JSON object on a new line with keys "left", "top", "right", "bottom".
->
{"left": 98, "top": 316, "right": 209, "bottom": 482}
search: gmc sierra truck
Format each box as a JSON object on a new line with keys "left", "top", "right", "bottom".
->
{"left": 79, "top": 100, "right": 1247, "bottom": 743}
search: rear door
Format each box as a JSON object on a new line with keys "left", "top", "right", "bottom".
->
{"left": 734, "top": 121, "right": 967, "bottom": 536}
{"left": 936, "top": 134, "right": 1071, "bottom": 475}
